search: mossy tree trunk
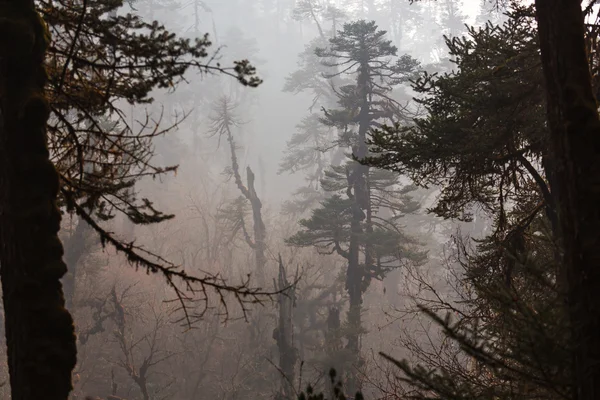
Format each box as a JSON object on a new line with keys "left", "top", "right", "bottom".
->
{"left": 0, "top": 1, "right": 77, "bottom": 399}
{"left": 535, "top": 1, "right": 600, "bottom": 399}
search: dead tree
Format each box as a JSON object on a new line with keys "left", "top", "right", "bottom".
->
{"left": 110, "top": 287, "right": 175, "bottom": 400}
{"left": 209, "top": 96, "right": 267, "bottom": 286}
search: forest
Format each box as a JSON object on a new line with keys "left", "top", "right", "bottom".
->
{"left": 0, "top": 0, "right": 598, "bottom": 399}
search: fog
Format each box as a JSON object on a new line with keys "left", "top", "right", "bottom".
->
{"left": 0, "top": 0, "right": 515, "bottom": 398}
{"left": 143, "top": 0, "right": 488, "bottom": 205}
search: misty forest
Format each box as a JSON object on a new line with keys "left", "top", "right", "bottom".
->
{"left": 0, "top": 0, "right": 599, "bottom": 399}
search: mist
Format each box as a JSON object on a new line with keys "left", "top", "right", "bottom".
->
{"left": 0, "top": 0, "right": 591, "bottom": 399}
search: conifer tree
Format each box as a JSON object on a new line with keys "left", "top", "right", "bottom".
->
{"left": 361, "top": 4, "right": 600, "bottom": 398}
{"left": 287, "top": 20, "right": 424, "bottom": 393}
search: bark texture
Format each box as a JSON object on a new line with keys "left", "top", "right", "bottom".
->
{"left": 535, "top": 1, "right": 600, "bottom": 399}
{"left": 0, "top": 1, "right": 77, "bottom": 398}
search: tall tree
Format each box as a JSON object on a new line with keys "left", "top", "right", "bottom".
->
{"left": 0, "top": 1, "right": 77, "bottom": 398}
{"left": 535, "top": 0, "right": 600, "bottom": 398}
{"left": 287, "top": 20, "right": 424, "bottom": 394}
{"left": 362, "top": 3, "right": 600, "bottom": 398}
{"left": 0, "top": 0, "right": 265, "bottom": 397}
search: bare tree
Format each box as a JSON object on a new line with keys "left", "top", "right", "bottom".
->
{"left": 209, "top": 96, "right": 268, "bottom": 286}
{"left": 110, "top": 286, "right": 176, "bottom": 400}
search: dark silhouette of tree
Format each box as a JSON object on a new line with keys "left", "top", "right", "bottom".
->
{"left": 0, "top": 0, "right": 77, "bottom": 398}
{"left": 0, "top": 0, "right": 265, "bottom": 398}
{"left": 536, "top": 0, "right": 600, "bottom": 398}
{"left": 360, "top": 2, "right": 600, "bottom": 398}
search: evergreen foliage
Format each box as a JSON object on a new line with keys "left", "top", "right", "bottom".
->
{"left": 360, "top": 4, "right": 582, "bottom": 399}
{"left": 368, "top": 5, "right": 548, "bottom": 226}
{"left": 285, "top": 19, "right": 425, "bottom": 393}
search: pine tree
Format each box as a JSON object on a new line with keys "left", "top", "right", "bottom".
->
{"left": 287, "top": 20, "right": 424, "bottom": 393}
{"left": 368, "top": 5, "right": 553, "bottom": 236}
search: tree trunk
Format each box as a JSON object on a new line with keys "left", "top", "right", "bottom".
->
{"left": 247, "top": 166, "right": 267, "bottom": 286}
{"left": 535, "top": 1, "right": 600, "bottom": 399}
{"left": 274, "top": 255, "right": 296, "bottom": 400}
{"left": 224, "top": 109, "right": 267, "bottom": 285}
{"left": 0, "top": 2, "right": 77, "bottom": 399}
{"left": 344, "top": 61, "right": 371, "bottom": 396}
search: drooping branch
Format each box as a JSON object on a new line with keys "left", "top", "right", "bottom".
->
{"left": 63, "top": 189, "right": 279, "bottom": 325}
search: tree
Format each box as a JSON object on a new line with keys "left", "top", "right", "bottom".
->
{"left": 535, "top": 0, "right": 600, "bottom": 398}
{"left": 209, "top": 96, "right": 268, "bottom": 286}
{"left": 0, "top": 2, "right": 77, "bottom": 399}
{"left": 368, "top": 6, "right": 552, "bottom": 231}
{"left": 0, "top": 0, "right": 265, "bottom": 397}
{"left": 360, "top": 3, "right": 600, "bottom": 398}
{"left": 208, "top": 96, "right": 280, "bottom": 398}
{"left": 287, "top": 20, "right": 424, "bottom": 393}
{"left": 273, "top": 256, "right": 298, "bottom": 400}
{"left": 41, "top": 0, "right": 271, "bottom": 323}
